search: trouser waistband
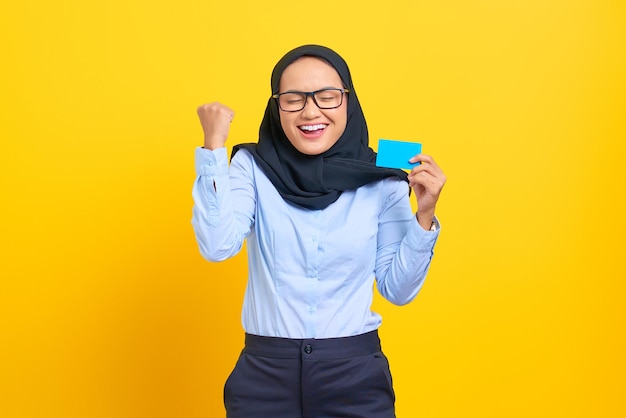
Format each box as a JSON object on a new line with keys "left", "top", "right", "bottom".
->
{"left": 243, "top": 330, "right": 381, "bottom": 360}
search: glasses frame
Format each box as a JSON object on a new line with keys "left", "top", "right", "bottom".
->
{"left": 271, "top": 88, "right": 350, "bottom": 112}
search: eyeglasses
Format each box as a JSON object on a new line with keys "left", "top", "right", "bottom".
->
{"left": 272, "top": 88, "right": 349, "bottom": 112}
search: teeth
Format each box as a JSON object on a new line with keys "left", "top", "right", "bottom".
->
{"left": 300, "top": 124, "right": 326, "bottom": 131}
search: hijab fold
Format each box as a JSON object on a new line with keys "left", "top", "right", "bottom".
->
{"left": 232, "top": 44, "right": 408, "bottom": 210}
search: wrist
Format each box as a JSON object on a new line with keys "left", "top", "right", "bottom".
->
{"left": 416, "top": 210, "right": 435, "bottom": 231}
{"left": 203, "top": 137, "right": 225, "bottom": 150}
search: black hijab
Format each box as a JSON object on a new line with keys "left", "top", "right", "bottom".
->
{"left": 232, "top": 44, "right": 408, "bottom": 210}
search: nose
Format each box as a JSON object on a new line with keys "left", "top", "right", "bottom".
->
{"left": 302, "top": 95, "right": 321, "bottom": 118}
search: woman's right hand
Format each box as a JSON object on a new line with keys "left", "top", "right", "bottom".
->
{"left": 196, "top": 102, "right": 235, "bottom": 150}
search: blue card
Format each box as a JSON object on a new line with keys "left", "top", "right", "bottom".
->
{"left": 375, "top": 139, "right": 422, "bottom": 170}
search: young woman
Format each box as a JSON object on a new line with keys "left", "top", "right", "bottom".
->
{"left": 192, "top": 44, "right": 445, "bottom": 418}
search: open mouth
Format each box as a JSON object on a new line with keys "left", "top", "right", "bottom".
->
{"left": 299, "top": 124, "right": 328, "bottom": 135}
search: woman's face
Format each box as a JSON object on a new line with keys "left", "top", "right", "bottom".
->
{"left": 277, "top": 57, "right": 348, "bottom": 156}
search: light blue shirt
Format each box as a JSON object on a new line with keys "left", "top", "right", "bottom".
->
{"left": 192, "top": 147, "right": 440, "bottom": 339}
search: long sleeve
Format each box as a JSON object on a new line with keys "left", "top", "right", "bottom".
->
{"left": 374, "top": 180, "right": 440, "bottom": 306}
{"left": 191, "top": 147, "right": 255, "bottom": 261}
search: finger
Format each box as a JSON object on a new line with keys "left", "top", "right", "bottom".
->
{"left": 411, "top": 161, "right": 444, "bottom": 180}
{"left": 410, "top": 153, "right": 442, "bottom": 168}
{"left": 409, "top": 170, "right": 446, "bottom": 190}
{"left": 408, "top": 153, "right": 432, "bottom": 163}
{"left": 409, "top": 164, "right": 440, "bottom": 179}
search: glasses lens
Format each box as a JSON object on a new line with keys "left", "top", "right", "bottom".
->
{"left": 278, "top": 93, "right": 306, "bottom": 111}
{"left": 277, "top": 89, "right": 345, "bottom": 111}
{"left": 314, "top": 89, "right": 343, "bottom": 109}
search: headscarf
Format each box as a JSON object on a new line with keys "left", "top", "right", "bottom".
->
{"left": 232, "top": 44, "right": 408, "bottom": 210}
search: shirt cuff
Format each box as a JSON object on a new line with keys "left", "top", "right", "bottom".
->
{"left": 195, "top": 146, "right": 229, "bottom": 177}
{"left": 406, "top": 215, "right": 441, "bottom": 251}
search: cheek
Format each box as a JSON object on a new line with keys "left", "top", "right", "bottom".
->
{"left": 278, "top": 113, "right": 291, "bottom": 133}
{"left": 337, "top": 101, "right": 348, "bottom": 129}
{"left": 279, "top": 114, "right": 298, "bottom": 143}
{"left": 338, "top": 116, "right": 347, "bottom": 134}
{"left": 278, "top": 112, "right": 286, "bottom": 128}
{"left": 334, "top": 111, "right": 348, "bottom": 137}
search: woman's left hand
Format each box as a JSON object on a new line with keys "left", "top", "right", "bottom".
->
{"left": 407, "top": 154, "right": 446, "bottom": 230}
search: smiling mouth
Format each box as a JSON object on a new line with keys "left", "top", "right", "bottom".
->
{"left": 299, "top": 124, "right": 328, "bottom": 133}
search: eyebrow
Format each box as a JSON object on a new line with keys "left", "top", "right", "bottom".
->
{"left": 280, "top": 86, "right": 343, "bottom": 93}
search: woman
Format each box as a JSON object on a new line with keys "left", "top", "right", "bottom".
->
{"left": 192, "top": 44, "right": 445, "bottom": 418}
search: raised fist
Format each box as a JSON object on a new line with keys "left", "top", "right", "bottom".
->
{"left": 196, "top": 102, "right": 235, "bottom": 150}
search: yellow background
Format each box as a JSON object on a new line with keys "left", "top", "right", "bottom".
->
{"left": 1, "top": 0, "right": 625, "bottom": 417}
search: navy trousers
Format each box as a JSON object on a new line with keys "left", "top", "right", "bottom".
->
{"left": 224, "top": 330, "right": 396, "bottom": 418}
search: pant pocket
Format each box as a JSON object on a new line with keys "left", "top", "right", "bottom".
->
{"left": 372, "top": 351, "right": 396, "bottom": 399}
{"left": 223, "top": 352, "right": 245, "bottom": 406}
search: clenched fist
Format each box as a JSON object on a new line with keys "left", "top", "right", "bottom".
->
{"left": 197, "top": 102, "right": 235, "bottom": 150}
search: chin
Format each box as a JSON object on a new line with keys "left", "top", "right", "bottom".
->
{"left": 298, "top": 143, "right": 331, "bottom": 156}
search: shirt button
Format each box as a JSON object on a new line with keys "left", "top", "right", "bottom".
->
{"left": 304, "top": 344, "right": 313, "bottom": 354}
